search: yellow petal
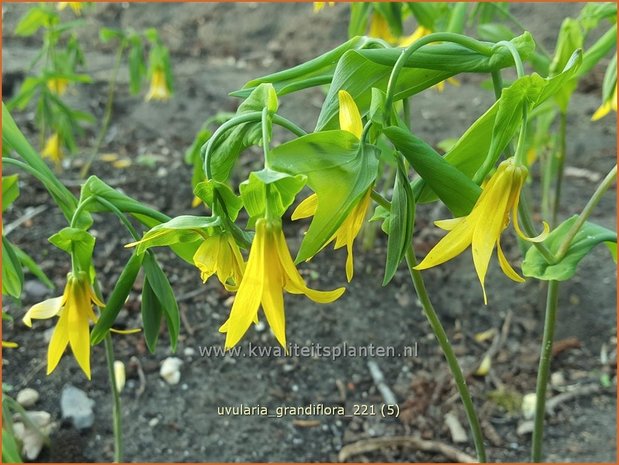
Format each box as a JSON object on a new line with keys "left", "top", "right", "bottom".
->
{"left": 345, "top": 242, "right": 354, "bottom": 282}
{"left": 193, "top": 236, "right": 221, "bottom": 282}
{"left": 434, "top": 217, "right": 465, "bottom": 231}
{"left": 2, "top": 341, "right": 18, "bottom": 348}
{"left": 274, "top": 226, "right": 345, "bottom": 303}
{"left": 592, "top": 100, "right": 612, "bottom": 121}
{"left": 291, "top": 193, "right": 318, "bottom": 220}
{"left": 510, "top": 176, "right": 550, "bottom": 243}
{"left": 338, "top": 90, "right": 363, "bottom": 139}
{"left": 415, "top": 218, "right": 474, "bottom": 270}
{"left": 221, "top": 220, "right": 267, "bottom": 348}
{"left": 47, "top": 311, "right": 70, "bottom": 376}
{"left": 66, "top": 287, "right": 93, "bottom": 379}
{"left": 496, "top": 240, "right": 525, "bottom": 283}
{"left": 23, "top": 296, "right": 64, "bottom": 327}
{"left": 471, "top": 169, "right": 512, "bottom": 304}
{"left": 262, "top": 240, "right": 287, "bottom": 348}
{"left": 399, "top": 25, "right": 432, "bottom": 47}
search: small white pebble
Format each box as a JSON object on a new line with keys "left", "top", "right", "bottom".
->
{"left": 148, "top": 417, "right": 160, "bottom": 428}
{"left": 160, "top": 357, "right": 183, "bottom": 385}
{"left": 522, "top": 393, "right": 537, "bottom": 420}
{"left": 16, "top": 388, "right": 39, "bottom": 407}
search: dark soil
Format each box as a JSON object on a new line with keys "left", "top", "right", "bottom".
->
{"left": 2, "top": 2, "right": 616, "bottom": 463}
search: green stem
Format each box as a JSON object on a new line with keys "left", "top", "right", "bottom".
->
{"left": 104, "top": 333, "right": 123, "bottom": 462}
{"left": 517, "top": 194, "right": 556, "bottom": 264}
{"left": 261, "top": 107, "right": 272, "bottom": 168}
{"left": 94, "top": 196, "right": 141, "bottom": 241}
{"left": 384, "top": 33, "right": 492, "bottom": 123}
{"left": 531, "top": 279, "right": 560, "bottom": 462}
{"left": 405, "top": 246, "right": 487, "bottom": 462}
{"left": 202, "top": 111, "right": 306, "bottom": 179}
{"left": 555, "top": 164, "right": 617, "bottom": 261}
{"left": 80, "top": 44, "right": 126, "bottom": 178}
{"left": 551, "top": 111, "right": 568, "bottom": 227}
{"left": 490, "top": 70, "right": 503, "bottom": 100}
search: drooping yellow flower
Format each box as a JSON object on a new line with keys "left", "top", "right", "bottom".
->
{"left": 57, "top": 2, "right": 83, "bottom": 15}
{"left": 368, "top": 12, "right": 399, "bottom": 44}
{"left": 41, "top": 133, "right": 63, "bottom": 167}
{"left": 415, "top": 158, "right": 550, "bottom": 304}
{"left": 145, "top": 69, "right": 171, "bottom": 102}
{"left": 47, "top": 78, "right": 69, "bottom": 96}
{"left": 592, "top": 84, "right": 617, "bottom": 121}
{"left": 219, "top": 218, "right": 345, "bottom": 349}
{"left": 23, "top": 272, "right": 104, "bottom": 379}
{"left": 292, "top": 89, "right": 369, "bottom": 281}
{"left": 193, "top": 233, "right": 245, "bottom": 291}
{"left": 313, "top": 2, "right": 335, "bottom": 13}
{"left": 399, "top": 25, "right": 433, "bottom": 47}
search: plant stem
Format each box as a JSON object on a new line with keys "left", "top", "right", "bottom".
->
{"left": 405, "top": 246, "right": 487, "bottom": 462}
{"left": 80, "top": 44, "right": 126, "bottom": 178}
{"left": 104, "top": 333, "right": 123, "bottom": 462}
{"left": 555, "top": 164, "right": 617, "bottom": 261}
{"left": 490, "top": 70, "right": 503, "bottom": 100}
{"left": 551, "top": 111, "right": 567, "bottom": 227}
{"left": 531, "top": 279, "right": 559, "bottom": 462}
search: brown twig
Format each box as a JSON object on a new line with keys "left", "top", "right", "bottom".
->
{"left": 338, "top": 436, "right": 477, "bottom": 462}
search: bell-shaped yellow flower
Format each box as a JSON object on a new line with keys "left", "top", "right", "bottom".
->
{"left": 41, "top": 133, "right": 63, "bottom": 167}
{"left": 145, "top": 69, "right": 171, "bottom": 102}
{"left": 193, "top": 233, "right": 245, "bottom": 291}
{"left": 219, "top": 218, "right": 345, "bottom": 349}
{"left": 415, "top": 158, "right": 549, "bottom": 304}
{"left": 23, "top": 272, "right": 104, "bottom": 379}
{"left": 292, "top": 89, "right": 369, "bottom": 281}
{"left": 47, "top": 78, "right": 69, "bottom": 96}
{"left": 592, "top": 84, "right": 617, "bottom": 121}
{"left": 313, "top": 2, "right": 335, "bottom": 13}
{"left": 57, "top": 2, "right": 82, "bottom": 15}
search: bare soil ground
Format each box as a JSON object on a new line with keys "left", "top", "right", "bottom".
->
{"left": 2, "top": 2, "right": 616, "bottom": 462}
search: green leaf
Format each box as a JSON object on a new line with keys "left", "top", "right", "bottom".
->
{"left": 128, "top": 38, "right": 146, "bottom": 95}
{"left": 239, "top": 169, "right": 306, "bottom": 224}
{"left": 348, "top": 3, "right": 372, "bottom": 38}
{"left": 140, "top": 277, "right": 163, "bottom": 353}
{"left": 208, "top": 84, "right": 278, "bottom": 182}
{"left": 15, "top": 7, "right": 56, "bottom": 36}
{"left": 12, "top": 245, "right": 53, "bottom": 290}
{"left": 142, "top": 253, "right": 180, "bottom": 351}
{"left": 522, "top": 216, "right": 617, "bottom": 281}
{"left": 270, "top": 130, "right": 379, "bottom": 262}
{"left": 2, "top": 427, "right": 23, "bottom": 463}
{"left": 383, "top": 159, "right": 415, "bottom": 285}
{"left": 550, "top": 18, "right": 583, "bottom": 111}
{"left": 384, "top": 126, "right": 481, "bottom": 216}
{"left": 194, "top": 180, "right": 243, "bottom": 220}
{"left": 91, "top": 252, "right": 144, "bottom": 345}
{"left": 2, "top": 236, "right": 23, "bottom": 299}
{"left": 48, "top": 228, "right": 95, "bottom": 280}
{"left": 131, "top": 215, "right": 220, "bottom": 255}
{"left": 2, "top": 175, "right": 19, "bottom": 212}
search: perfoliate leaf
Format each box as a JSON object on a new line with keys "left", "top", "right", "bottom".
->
{"left": 270, "top": 130, "right": 379, "bottom": 262}
{"left": 48, "top": 228, "right": 96, "bottom": 281}
{"left": 239, "top": 169, "right": 306, "bottom": 224}
{"left": 194, "top": 179, "right": 243, "bottom": 221}
{"left": 522, "top": 216, "right": 617, "bottom": 281}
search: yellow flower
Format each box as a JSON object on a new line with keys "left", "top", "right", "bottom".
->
{"left": 41, "top": 133, "right": 63, "bottom": 167}
{"left": 368, "top": 12, "right": 399, "bottom": 44}
{"left": 57, "top": 2, "right": 83, "bottom": 15}
{"left": 145, "top": 69, "right": 171, "bottom": 102}
{"left": 193, "top": 233, "right": 245, "bottom": 291}
{"left": 23, "top": 272, "right": 104, "bottom": 379}
{"left": 415, "top": 158, "right": 550, "bottom": 304}
{"left": 592, "top": 84, "right": 617, "bottom": 121}
{"left": 292, "top": 89, "right": 369, "bottom": 281}
{"left": 47, "top": 78, "right": 69, "bottom": 96}
{"left": 219, "top": 218, "right": 345, "bottom": 349}
{"left": 313, "top": 2, "right": 335, "bottom": 13}
{"left": 399, "top": 25, "right": 433, "bottom": 47}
